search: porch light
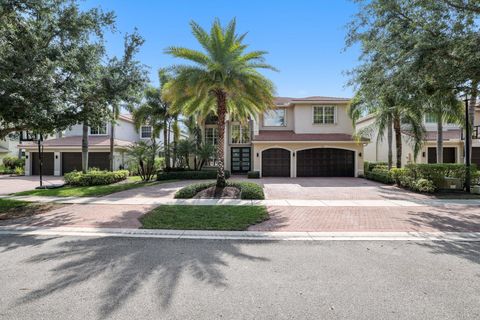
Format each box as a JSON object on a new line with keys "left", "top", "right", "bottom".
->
{"left": 359, "top": 152, "right": 362, "bottom": 157}
{"left": 293, "top": 152, "right": 295, "bottom": 157}
{"left": 256, "top": 153, "right": 259, "bottom": 157}
{"left": 422, "top": 152, "right": 426, "bottom": 158}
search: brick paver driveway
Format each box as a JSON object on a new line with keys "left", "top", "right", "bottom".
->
{"left": 0, "top": 175, "right": 64, "bottom": 195}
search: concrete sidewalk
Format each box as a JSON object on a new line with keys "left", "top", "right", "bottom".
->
{"left": 3, "top": 194, "right": 480, "bottom": 207}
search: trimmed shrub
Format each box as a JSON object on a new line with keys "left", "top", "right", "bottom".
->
{"left": 64, "top": 169, "right": 129, "bottom": 186}
{"left": 414, "top": 178, "right": 436, "bottom": 193}
{"left": 157, "top": 170, "right": 231, "bottom": 181}
{"left": 174, "top": 181, "right": 264, "bottom": 200}
{"left": 3, "top": 156, "right": 24, "bottom": 170}
{"left": 247, "top": 171, "right": 260, "bottom": 179}
{"left": 14, "top": 166, "right": 24, "bottom": 176}
{"left": 365, "top": 165, "right": 394, "bottom": 184}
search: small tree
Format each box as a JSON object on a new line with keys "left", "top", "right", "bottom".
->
{"left": 126, "top": 141, "right": 159, "bottom": 181}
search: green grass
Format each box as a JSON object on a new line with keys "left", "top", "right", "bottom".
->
{"left": 13, "top": 176, "right": 169, "bottom": 197}
{"left": 140, "top": 205, "right": 269, "bottom": 231}
{"left": 0, "top": 199, "right": 61, "bottom": 220}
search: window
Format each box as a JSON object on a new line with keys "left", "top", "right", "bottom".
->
{"left": 231, "top": 124, "right": 250, "bottom": 144}
{"left": 263, "top": 109, "right": 286, "bottom": 127}
{"left": 141, "top": 126, "right": 152, "bottom": 139}
{"left": 425, "top": 114, "right": 437, "bottom": 124}
{"left": 89, "top": 123, "right": 107, "bottom": 135}
{"left": 205, "top": 127, "right": 218, "bottom": 145}
{"left": 313, "top": 106, "right": 336, "bottom": 124}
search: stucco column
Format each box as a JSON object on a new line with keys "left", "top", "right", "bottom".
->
{"left": 24, "top": 151, "right": 31, "bottom": 176}
{"left": 291, "top": 150, "right": 296, "bottom": 178}
{"left": 54, "top": 152, "right": 61, "bottom": 176}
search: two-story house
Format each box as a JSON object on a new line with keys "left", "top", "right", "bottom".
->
{"left": 201, "top": 96, "right": 367, "bottom": 178}
{"left": 356, "top": 104, "right": 480, "bottom": 167}
{"left": 20, "top": 114, "right": 160, "bottom": 176}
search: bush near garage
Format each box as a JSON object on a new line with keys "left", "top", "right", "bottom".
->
{"left": 247, "top": 171, "right": 260, "bottom": 179}
{"left": 157, "top": 170, "right": 231, "bottom": 181}
{"left": 174, "top": 181, "right": 264, "bottom": 200}
{"left": 2, "top": 156, "right": 24, "bottom": 171}
{"left": 365, "top": 165, "right": 394, "bottom": 184}
{"left": 64, "top": 169, "right": 129, "bottom": 186}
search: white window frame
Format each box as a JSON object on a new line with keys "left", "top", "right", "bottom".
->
{"left": 263, "top": 108, "right": 287, "bottom": 127}
{"left": 89, "top": 123, "right": 108, "bottom": 135}
{"left": 312, "top": 105, "right": 337, "bottom": 125}
{"left": 230, "top": 123, "right": 250, "bottom": 144}
{"left": 205, "top": 126, "right": 219, "bottom": 145}
{"left": 140, "top": 126, "right": 153, "bottom": 139}
{"left": 425, "top": 114, "right": 437, "bottom": 124}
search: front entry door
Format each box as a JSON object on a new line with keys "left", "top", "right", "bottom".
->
{"left": 231, "top": 147, "right": 251, "bottom": 174}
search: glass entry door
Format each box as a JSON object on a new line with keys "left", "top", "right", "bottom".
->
{"left": 231, "top": 147, "right": 251, "bottom": 174}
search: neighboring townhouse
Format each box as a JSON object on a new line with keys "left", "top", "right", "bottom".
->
{"left": 201, "top": 96, "right": 367, "bottom": 178}
{"left": 20, "top": 114, "right": 160, "bottom": 176}
{"left": 356, "top": 105, "right": 480, "bottom": 167}
{"left": 0, "top": 134, "right": 21, "bottom": 161}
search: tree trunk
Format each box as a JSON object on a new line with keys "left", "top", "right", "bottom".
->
{"left": 437, "top": 117, "right": 443, "bottom": 163}
{"left": 468, "top": 80, "right": 478, "bottom": 164}
{"left": 393, "top": 113, "right": 402, "bottom": 168}
{"left": 163, "top": 119, "right": 170, "bottom": 169}
{"left": 215, "top": 90, "right": 227, "bottom": 188}
{"left": 109, "top": 108, "right": 116, "bottom": 171}
{"left": 82, "top": 123, "right": 89, "bottom": 173}
{"left": 387, "top": 115, "right": 393, "bottom": 170}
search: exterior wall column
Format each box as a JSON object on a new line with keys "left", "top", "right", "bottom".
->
{"left": 24, "top": 151, "right": 31, "bottom": 176}
{"left": 54, "top": 152, "right": 61, "bottom": 176}
{"left": 291, "top": 150, "right": 296, "bottom": 178}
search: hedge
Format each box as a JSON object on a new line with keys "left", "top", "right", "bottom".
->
{"left": 247, "top": 171, "right": 260, "bottom": 179}
{"left": 64, "top": 170, "right": 129, "bottom": 186}
{"left": 2, "top": 156, "right": 24, "bottom": 170}
{"left": 174, "top": 181, "right": 264, "bottom": 200}
{"left": 157, "top": 170, "right": 231, "bottom": 181}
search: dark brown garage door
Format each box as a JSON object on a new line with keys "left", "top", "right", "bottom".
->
{"left": 62, "top": 152, "right": 110, "bottom": 174}
{"left": 297, "top": 148, "right": 354, "bottom": 177}
{"left": 262, "top": 148, "right": 290, "bottom": 177}
{"left": 428, "top": 147, "right": 456, "bottom": 163}
{"left": 473, "top": 147, "right": 480, "bottom": 168}
{"left": 31, "top": 152, "right": 54, "bottom": 175}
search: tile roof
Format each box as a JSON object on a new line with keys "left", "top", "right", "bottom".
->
{"left": 253, "top": 130, "right": 367, "bottom": 142}
{"left": 19, "top": 136, "right": 133, "bottom": 148}
{"left": 118, "top": 114, "right": 134, "bottom": 123}
{"left": 274, "top": 96, "right": 351, "bottom": 106}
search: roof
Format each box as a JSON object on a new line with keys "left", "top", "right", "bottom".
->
{"left": 424, "top": 129, "right": 462, "bottom": 141}
{"left": 19, "top": 136, "right": 133, "bottom": 149}
{"left": 118, "top": 114, "right": 134, "bottom": 123}
{"left": 253, "top": 130, "right": 368, "bottom": 142}
{"left": 274, "top": 96, "right": 351, "bottom": 106}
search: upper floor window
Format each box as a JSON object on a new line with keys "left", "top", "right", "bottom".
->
{"left": 205, "top": 127, "right": 218, "bottom": 145}
{"left": 89, "top": 123, "right": 107, "bottom": 135}
{"left": 140, "top": 126, "right": 152, "bottom": 139}
{"left": 263, "top": 109, "right": 286, "bottom": 127}
{"left": 425, "top": 113, "right": 437, "bottom": 124}
{"left": 313, "top": 106, "right": 335, "bottom": 124}
{"left": 231, "top": 124, "right": 250, "bottom": 144}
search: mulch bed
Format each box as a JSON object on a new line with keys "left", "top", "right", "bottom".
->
{"left": 194, "top": 186, "right": 241, "bottom": 199}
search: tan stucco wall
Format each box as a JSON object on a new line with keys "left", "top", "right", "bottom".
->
{"left": 293, "top": 103, "right": 354, "bottom": 135}
{"left": 258, "top": 107, "right": 294, "bottom": 131}
{"left": 252, "top": 142, "right": 364, "bottom": 177}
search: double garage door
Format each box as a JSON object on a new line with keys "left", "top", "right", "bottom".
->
{"left": 261, "top": 148, "right": 355, "bottom": 177}
{"left": 30, "top": 152, "right": 110, "bottom": 175}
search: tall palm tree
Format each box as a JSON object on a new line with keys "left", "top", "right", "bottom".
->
{"left": 132, "top": 86, "right": 166, "bottom": 144}
{"left": 163, "top": 18, "right": 276, "bottom": 187}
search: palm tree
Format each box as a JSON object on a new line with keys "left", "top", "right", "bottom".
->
{"left": 163, "top": 18, "right": 276, "bottom": 188}
{"left": 132, "top": 86, "right": 166, "bottom": 144}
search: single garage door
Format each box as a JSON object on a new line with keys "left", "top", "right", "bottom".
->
{"left": 62, "top": 152, "right": 110, "bottom": 174}
{"left": 262, "top": 148, "right": 290, "bottom": 177}
{"left": 297, "top": 148, "right": 354, "bottom": 177}
{"left": 428, "top": 147, "right": 456, "bottom": 163}
{"left": 31, "top": 152, "right": 54, "bottom": 175}
{"left": 473, "top": 147, "right": 480, "bottom": 168}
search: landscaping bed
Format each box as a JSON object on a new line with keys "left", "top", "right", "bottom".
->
{"left": 175, "top": 181, "right": 265, "bottom": 200}
{"left": 157, "top": 169, "right": 231, "bottom": 181}
{"left": 0, "top": 199, "right": 62, "bottom": 220}
{"left": 140, "top": 205, "right": 269, "bottom": 230}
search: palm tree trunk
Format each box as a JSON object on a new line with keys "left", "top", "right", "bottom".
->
{"left": 393, "top": 114, "right": 402, "bottom": 168}
{"left": 163, "top": 119, "right": 170, "bottom": 169}
{"left": 437, "top": 117, "right": 443, "bottom": 163}
{"left": 387, "top": 115, "right": 393, "bottom": 170}
{"left": 468, "top": 80, "right": 478, "bottom": 164}
{"left": 82, "top": 123, "right": 89, "bottom": 174}
{"left": 215, "top": 91, "right": 227, "bottom": 188}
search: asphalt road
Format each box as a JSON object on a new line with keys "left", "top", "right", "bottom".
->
{"left": 0, "top": 235, "right": 479, "bottom": 320}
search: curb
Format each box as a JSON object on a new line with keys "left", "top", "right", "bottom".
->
{"left": 1, "top": 226, "right": 480, "bottom": 241}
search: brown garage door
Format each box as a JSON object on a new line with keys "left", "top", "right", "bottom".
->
{"left": 262, "top": 148, "right": 290, "bottom": 177}
{"left": 473, "top": 147, "right": 480, "bottom": 168}
{"left": 428, "top": 147, "right": 456, "bottom": 163}
{"left": 31, "top": 152, "right": 54, "bottom": 175}
{"left": 297, "top": 148, "right": 354, "bottom": 177}
{"left": 62, "top": 152, "right": 110, "bottom": 174}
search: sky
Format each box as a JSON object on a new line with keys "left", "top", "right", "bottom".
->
{"left": 81, "top": 0, "right": 362, "bottom": 98}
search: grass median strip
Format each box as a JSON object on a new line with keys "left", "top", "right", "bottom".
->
{"left": 13, "top": 177, "right": 175, "bottom": 197}
{"left": 0, "top": 199, "right": 61, "bottom": 220}
{"left": 140, "top": 205, "right": 269, "bottom": 231}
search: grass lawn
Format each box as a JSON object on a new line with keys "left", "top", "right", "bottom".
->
{"left": 140, "top": 205, "right": 269, "bottom": 231}
{"left": 0, "top": 199, "right": 61, "bottom": 220}
{"left": 13, "top": 176, "right": 170, "bottom": 197}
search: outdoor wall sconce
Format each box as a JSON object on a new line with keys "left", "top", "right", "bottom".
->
{"left": 55, "top": 155, "right": 59, "bottom": 159}
{"left": 359, "top": 152, "right": 362, "bottom": 157}
{"left": 422, "top": 152, "right": 426, "bottom": 157}
{"left": 256, "top": 153, "right": 259, "bottom": 157}
{"left": 293, "top": 152, "right": 295, "bottom": 157}
{"left": 25, "top": 155, "right": 29, "bottom": 159}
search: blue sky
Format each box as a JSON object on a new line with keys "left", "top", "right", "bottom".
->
{"left": 81, "top": 0, "right": 361, "bottom": 98}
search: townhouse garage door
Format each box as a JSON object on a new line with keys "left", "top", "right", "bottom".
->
{"left": 297, "top": 148, "right": 354, "bottom": 177}
{"left": 31, "top": 152, "right": 55, "bottom": 175}
{"left": 62, "top": 152, "right": 110, "bottom": 174}
{"left": 262, "top": 148, "right": 290, "bottom": 177}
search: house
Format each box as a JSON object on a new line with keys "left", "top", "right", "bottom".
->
{"left": 201, "top": 96, "right": 367, "bottom": 178}
{"left": 0, "top": 134, "right": 22, "bottom": 161}
{"left": 20, "top": 114, "right": 160, "bottom": 176}
{"left": 356, "top": 105, "right": 480, "bottom": 167}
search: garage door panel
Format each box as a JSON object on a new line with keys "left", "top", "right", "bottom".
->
{"left": 62, "top": 152, "right": 110, "bottom": 174}
{"left": 262, "top": 148, "right": 290, "bottom": 177}
{"left": 297, "top": 148, "right": 354, "bottom": 177}
{"left": 473, "top": 147, "right": 480, "bottom": 168}
{"left": 32, "top": 152, "right": 54, "bottom": 175}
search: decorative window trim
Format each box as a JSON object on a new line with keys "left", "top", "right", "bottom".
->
{"left": 89, "top": 123, "right": 108, "bottom": 135}
{"left": 263, "top": 108, "right": 287, "bottom": 127}
{"left": 312, "top": 105, "right": 337, "bottom": 125}
{"left": 140, "top": 126, "right": 153, "bottom": 139}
